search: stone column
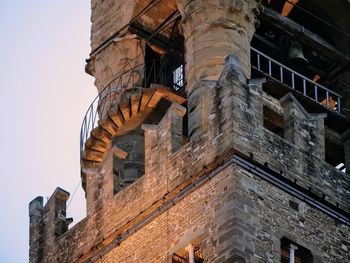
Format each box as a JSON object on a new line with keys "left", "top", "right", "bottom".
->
{"left": 178, "top": 0, "right": 260, "bottom": 92}
{"left": 177, "top": 0, "right": 260, "bottom": 140}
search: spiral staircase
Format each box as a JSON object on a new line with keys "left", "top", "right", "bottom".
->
{"left": 80, "top": 60, "right": 186, "bottom": 190}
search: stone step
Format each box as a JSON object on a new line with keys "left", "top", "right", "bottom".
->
{"left": 151, "top": 84, "right": 187, "bottom": 105}
{"left": 140, "top": 88, "right": 156, "bottom": 111}
{"left": 82, "top": 148, "right": 105, "bottom": 162}
{"left": 130, "top": 94, "right": 141, "bottom": 116}
{"left": 147, "top": 84, "right": 186, "bottom": 108}
{"left": 98, "top": 117, "right": 118, "bottom": 137}
{"left": 119, "top": 100, "right": 131, "bottom": 121}
{"left": 85, "top": 137, "right": 108, "bottom": 152}
{"left": 91, "top": 127, "right": 112, "bottom": 144}
{"left": 108, "top": 109, "right": 124, "bottom": 127}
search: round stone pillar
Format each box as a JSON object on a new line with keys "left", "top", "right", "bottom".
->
{"left": 178, "top": 0, "right": 260, "bottom": 93}
{"left": 177, "top": 0, "right": 260, "bottom": 140}
{"left": 86, "top": 34, "right": 146, "bottom": 93}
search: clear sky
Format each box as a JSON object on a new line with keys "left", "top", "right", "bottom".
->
{"left": 0, "top": 1, "right": 95, "bottom": 262}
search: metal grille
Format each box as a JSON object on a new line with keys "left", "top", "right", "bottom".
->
{"left": 251, "top": 47, "right": 342, "bottom": 113}
{"left": 173, "top": 64, "right": 184, "bottom": 90}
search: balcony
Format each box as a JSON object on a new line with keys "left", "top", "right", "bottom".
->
{"left": 251, "top": 47, "right": 342, "bottom": 114}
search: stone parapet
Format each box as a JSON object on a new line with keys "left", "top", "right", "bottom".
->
{"left": 28, "top": 188, "right": 71, "bottom": 263}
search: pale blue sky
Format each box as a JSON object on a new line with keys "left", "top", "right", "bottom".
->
{"left": 0, "top": 1, "right": 95, "bottom": 262}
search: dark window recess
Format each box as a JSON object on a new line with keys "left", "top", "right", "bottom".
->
{"left": 325, "top": 137, "right": 346, "bottom": 173}
{"left": 263, "top": 106, "right": 284, "bottom": 137}
{"left": 144, "top": 44, "right": 185, "bottom": 90}
{"left": 281, "top": 237, "right": 313, "bottom": 263}
{"left": 289, "top": 200, "right": 299, "bottom": 211}
{"left": 172, "top": 248, "right": 204, "bottom": 263}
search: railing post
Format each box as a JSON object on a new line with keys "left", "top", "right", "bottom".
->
{"left": 250, "top": 48, "right": 343, "bottom": 114}
{"left": 288, "top": 244, "right": 298, "bottom": 263}
{"left": 314, "top": 85, "right": 318, "bottom": 101}
{"left": 280, "top": 66, "right": 283, "bottom": 83}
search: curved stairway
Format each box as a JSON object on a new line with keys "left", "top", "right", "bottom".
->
{"left": 81, "top": 84, "right": 186, "bottom": 189}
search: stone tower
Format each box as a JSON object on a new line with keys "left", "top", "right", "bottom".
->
{"left": 29, "top": 0, "right": 350, "bottom": 262}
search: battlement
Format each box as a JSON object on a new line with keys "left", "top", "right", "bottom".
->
{"left": 29, "top": 0, "right": 350, "bottom": 261}
{"left": 29, "top": 55, "right": 350, "bottom": 262}
{"left": 29, "top": 188, "right": 72, "bottom": 262}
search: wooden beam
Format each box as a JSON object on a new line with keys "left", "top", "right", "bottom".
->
{"left": 129, "top": 22, "right": 183, "bottom": 57}
{"left": 260, "top": 8, "right": 350, "bottom": 67}
{"left": 281, "top": 0, "right": 299, "bottom": 17}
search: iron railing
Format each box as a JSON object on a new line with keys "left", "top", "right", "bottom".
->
{"left": 80, "top": 59, "right": 185, "bottom": 158}
{"left": 251, "top": 47, "right": 342, "bottom": 113}
{"left": 81, "top": 48, "right": 342, "bottom": 161}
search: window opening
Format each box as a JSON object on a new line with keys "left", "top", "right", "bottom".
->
{"left": 281, "top": 237, "right": 313, "bottom": 263}
{"left": 144, "top": 44, "right": 185, "bottom": 92}
{"left": 263, "top": 106, "right": 284, "bottom": 137}
{"left": 172, "top": 246, "right": 204, "bottom": 263}
{"left": 325, "top": 137, "right": 345, "bottom": 173}
{"left": 173, "top": 64, "right": 184, "bottom": 90}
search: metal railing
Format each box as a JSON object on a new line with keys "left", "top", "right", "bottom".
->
{"left": 80, "top": 59, "right": 185, "bottom": 159}
{"left": 251, "top": 47, "right": 342, "bottom": 113}
{"left": 81, "top": 48, "right": 341, "bottom": 161}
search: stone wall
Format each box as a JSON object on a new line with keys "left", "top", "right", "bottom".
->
{"left": 30, "top": 156, "right": 350, "bottom": 262}
{"left": 90, "top": 0, "right": 137, "bottom": 51}
{"left": 29, "top": 58, "right": 350, "bottom": 262}
{"left": 29, "top": 0, "right": 350, "bottom": 261}
{"left": 77, "top": 164, "right": 350, "bottom": 263}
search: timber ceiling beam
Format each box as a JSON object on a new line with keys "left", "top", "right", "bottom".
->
{"left": 281, "top": 0, "right": 299, "bottom": 17}
{"left": 260, "top": 8, "right": 350, "bottom": 67}
{"left": 129, "top": 22, "right": 183, "bottom": 57}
